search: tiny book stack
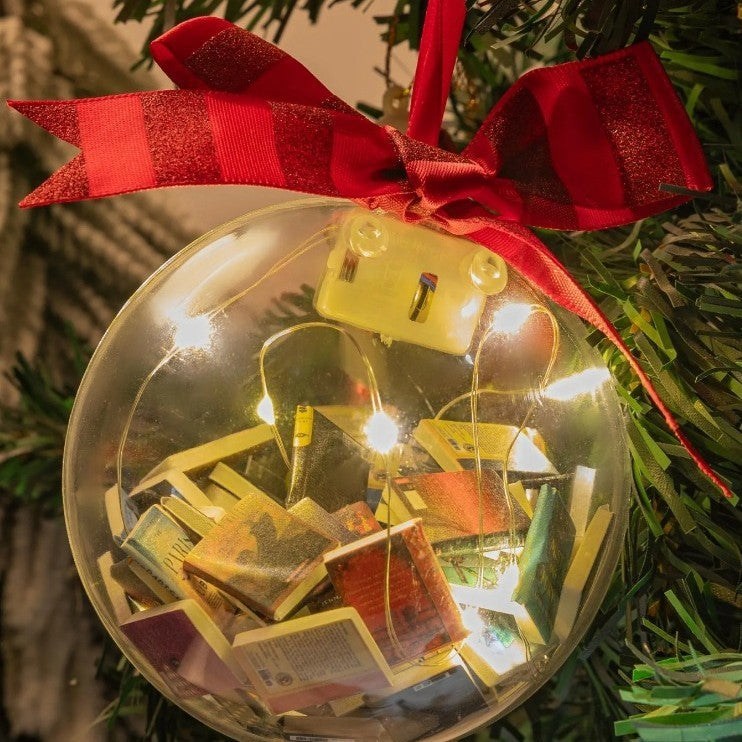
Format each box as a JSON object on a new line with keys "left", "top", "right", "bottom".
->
{"left": 183, "top": 488, "right": 338, "bottom": 621}
{"left": 232, "top": 607, "right": 393, "bottom": 712}
{"left": 323, "top": 519, "right": 467, "bottom": 665}
{"left": 390, "top": 469, "right": 530, "bottom": 555}
{"left": 287, "top": 404, "right": 372, "bottom": 512}
{"left": 413, "top": 418, "right": 556, "bottom": 477}
{"left": 121, "top": 504, "right": 230, "bottom": 619}
{"left": 512, "top": 485, "right": 575, "bottom": 644}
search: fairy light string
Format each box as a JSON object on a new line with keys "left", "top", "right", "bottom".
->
{"left": 117, "top": 214, "right": 571, "bottom": 676}
{"left": 115, "top": 225, "right": 338, "bottom": 534}
{"left": 255, "top": 320, "right": 414, "bottom": 663}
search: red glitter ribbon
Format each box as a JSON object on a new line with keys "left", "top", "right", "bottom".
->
{"left": 7, "top": 7, "right": 731, "bottom": 498}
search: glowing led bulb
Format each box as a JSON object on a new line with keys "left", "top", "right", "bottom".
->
{"left": 364, "top": 410, "right": 399, "bottom": 454}
{"left": 256, "top": 394, "right": 276, "bottom": 425}
{"left": 171, "top": 311, "right": 213, "bottom": 351}
{"left": 542, "top": 367, "right": 611, "bottom": 401}
{"left": 490, "top": 302, "right": 534, "bottom": 335}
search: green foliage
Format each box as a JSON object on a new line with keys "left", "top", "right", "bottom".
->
{"left": 0, "top": 350, "right": 85, "bottom": 514}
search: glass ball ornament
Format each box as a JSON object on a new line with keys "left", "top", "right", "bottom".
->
{"left": 64, "top": 199, "right": 630, "bottom": 741}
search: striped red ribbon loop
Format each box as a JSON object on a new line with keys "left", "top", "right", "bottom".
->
{"left": 7, "top": 5, "right": 730, "bottom": 498}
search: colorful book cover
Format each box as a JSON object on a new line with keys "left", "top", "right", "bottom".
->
{"left": 232, "top": 607, "right": 394, "bottom": 713}
{"left": 413, "top": 418, "right": 557, "bottom": 476}
{"left": 440, "top": 553, "right": 502, "bottom": 589}
{"left": 391, "top": 469, "right": 530, "bottom": 555}
{"left": 442, "top": 550, "right": 524, "bottom": 613}
{"left": 121, "top": 505, "right": 231, "bottom": 619}
{"left": 512, "top": 485, "right": 575, "bottom": 644}
{"left": 183, "top": 489, "right": 338, "bottom": 621}
{"left": 120, "top": 599, "right": 248, "bottom": 698}
{"left": 333, "top": 501, "right": 382, "bottom": 539}
{"left": 288, "top": 497, "right": 357, "bottom": 545}
{"left": 287, "top": 404, "right": 372, "bottom": 512}
{"left": 324, "top": 519, "right": 467, "bottom": 666}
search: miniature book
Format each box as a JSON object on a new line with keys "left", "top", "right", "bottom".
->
{"left": 121, "top": 505, "right": 230, "bottom": 618}
{"left": 413, "top": 418, "right": 556, "bottom": 476}
{"left": 104, "top": 485, "right": 138, "bottom": 540}
{"left": 204, "top": 482, "right": 241, "bottom": 510}
{"left": 374, "top": 488, "right": 414, "bottom": 527}
{"left": 288, "top": 497, "right": 357, "bottom": 545}
{"left": 512, "top": 485, "right": 575, "bottom": 645}
{"left": 232, "top": 607, "right": 394, "bottom": 713}
{"left": 554, "top": 505, "right": 613, "bottom": 640}
{"left": 183, "top": 489, "right": 338, "bottom": 621}
{"left": 97, "top": 551, "right": 134, "bottom": 623}
{"left": 287, "top": 404, "right": 372, "bottom": 512}
{"left": 508, "top": 479, "right": 533, "bottom": 519}
{"left": 208, "top": 461, "right": 271, "bottom": 501}
{"left": 160, "top": 495, "right": 216, "bottom": 542}
{"left": 334, "top": 501, "right": 382, "bottom": 539}
{"left": 324, "top": 519, "right": 467, "bottom": 666}
{"left": 439, "top": 550, "right": 518, "bottom": 594}
{"left": 568, "top": 466, "right": 597, "bottom": 550}
{"left": 457, "top": 608, "right": 528, "bottom": 683}
{"left": 129, "top": 469, "right": 213, "bottom": 511}
{"left": 358, "top": 662, "right": 488, "bottom": 740}
{"left": 390, "top": 469, "right": 530, "bottom": 555}
{"left": 109, "top": 556, "right": 162, "bottom": 608}
{"left": 441, "top": 549, "right": 524, "bottom": 613}
{"left": 120, "top": 599, "right": 248, "bottom": 698}
{"left": 144, "top": 424, "right": 274, "bottom": 479}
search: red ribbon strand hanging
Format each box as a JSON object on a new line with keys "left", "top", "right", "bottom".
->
{"left": 7, "top": 4, "right": 730, "bottom": 498}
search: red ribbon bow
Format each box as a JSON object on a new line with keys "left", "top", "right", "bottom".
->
{"left": 8, "top": 3, "right": 730, "bottom": 498}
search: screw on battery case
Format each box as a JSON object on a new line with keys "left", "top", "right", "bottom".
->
{"left": 314, "top": 210, "right": 508, "bottom": 355}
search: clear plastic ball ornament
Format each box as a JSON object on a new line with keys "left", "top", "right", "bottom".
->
{"left": 64, "top": 199, "right": 630, "bottom": 741}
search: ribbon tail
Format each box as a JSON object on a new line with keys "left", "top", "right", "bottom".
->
{"left": 469, "top": 221, "right": 732, "bottom": 499}
{"left": 7, "top": 100, "right": 90, "bottom": 206}
{"left": 9, "top": 90, "right": 404, "bottom": 208}
{"left": 464, "top": 42, "right": 713, "bottom": 230}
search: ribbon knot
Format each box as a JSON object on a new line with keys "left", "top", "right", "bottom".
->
{"left": 6, "top": 8, "right": 731, "bottom": 498}
{"left": 370, "top": 127, "right": 500, "bottom": 230}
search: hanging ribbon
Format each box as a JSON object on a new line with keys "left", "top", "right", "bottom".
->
{"left": 7, "top": 4, "right": 730, "bottom": 498}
